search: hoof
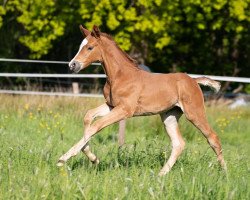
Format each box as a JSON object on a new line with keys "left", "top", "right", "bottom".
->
{"left": 222, "top": 161, "right": 227, "bottom": 171}
{"left": 158, "top": 170, "right": 170, "bottom": 176}
{"left": 158, "top": 170, "right": 168, "bottom": 176}
{"left": 222, "top": 164, "right": 228, "bottom": 173}
{"left": 91, "top": 157, "right": 100, "bottom": 165}
{"left": 57, "top": 160, "right": 65, "bottom": 167}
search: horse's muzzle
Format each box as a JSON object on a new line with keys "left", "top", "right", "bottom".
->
{"left": 69, "top": 60, "right": 82, "bottom": 73}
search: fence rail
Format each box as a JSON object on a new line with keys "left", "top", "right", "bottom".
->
{"left": 0, "top": 73, "right": 106, "bottom": 78}
{"left": 0, "top": 58, "right": 101, "bottom": 65}
{"left": 0, "top": 72, "right": 250, "bottom": 83}
{"left": 1, "top": 58, "right": 250, "bottom": 98}
{"left": 188, "top": 74, "right": 250, "bottom": 83}
{"left": 0, "top": 90, "right": 103, "bottom": 98}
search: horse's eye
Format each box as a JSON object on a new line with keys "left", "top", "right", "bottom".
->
{"left": 88, "top": 46, "right": 93, "bottom": 51}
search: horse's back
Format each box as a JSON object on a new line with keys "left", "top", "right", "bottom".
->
{"left": 139, "top": 71, "right": 195, "bottom": 92}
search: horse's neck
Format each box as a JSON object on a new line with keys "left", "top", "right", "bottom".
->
{"left": 101, "top": 40, "right": 139, "bottom": 83}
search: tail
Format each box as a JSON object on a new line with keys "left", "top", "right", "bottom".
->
{"left": 195, "top": 77, "right": 221, "bottom": 93}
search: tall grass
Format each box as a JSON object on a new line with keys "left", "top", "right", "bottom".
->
{"left": 0, "top": 95, "right": 249, "bottom": 199}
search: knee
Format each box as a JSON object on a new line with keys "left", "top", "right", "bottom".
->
{"left": 172, "top": 137, "right": 185, "bottom": 151}
{"left": 84, "top": 125, "right": 98, "bottom": 139}
{"left": 207, "top": 132, "right": 219, "bottom": 141}
{"left": 83, "top": 110, "right": 93, "bottom": 126}
{"left": 181, "top": 139, "right": 185, "bottom": 148}
{"left": 179, "top": 139, "right": 185, "bottom": 151}
{"left": 209, "top": 133, "right": 219, "bottom": 141}
{"left": 207, "top": 133, "right": 221, "bottom": 147}
{"left": 186, "top": 114, "right": 199, "bottom": 126}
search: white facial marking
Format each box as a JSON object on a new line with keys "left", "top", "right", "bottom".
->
{"left": 69, "top": 38, "right": 88, "bottom": 66}
{"left": 79, "top": 38, "right": 88, "bottom": 50}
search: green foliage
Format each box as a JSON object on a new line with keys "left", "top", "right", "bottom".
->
{"left": 244, "top": 84, "right": 250, "bottom": 94}
{"left": 0, "top": 5, "right": 5, "bottom": 28}
{"left": 3, "top": 0, "right": 65, "bottom": 58}
{"left": 0, "top": 0, "right": 250, "bottom": 78}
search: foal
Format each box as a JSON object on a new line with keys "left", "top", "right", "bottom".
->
{"left": 57, "top": 25, "right": 226, "bottom": 175}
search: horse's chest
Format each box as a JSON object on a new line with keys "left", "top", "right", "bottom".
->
{"left": 103, "top": 83, "right": 120, "bottom": 107}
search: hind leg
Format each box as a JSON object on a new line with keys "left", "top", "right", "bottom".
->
{"left": 181, "top": 101, "right": 227, "bottom": 170}
{"left": 159, "top": 108, "right": 185, "bottom": 176}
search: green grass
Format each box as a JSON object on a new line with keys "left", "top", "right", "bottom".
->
{"left": 0, "top": 95, "right": 249, "bottom": 199}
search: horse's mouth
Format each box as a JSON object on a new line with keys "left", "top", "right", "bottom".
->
{"left": 70, "top": 65, "right": 82, "bottom": 74}
{"left": 71, "top": 68, "right": 81, "bottom": 74}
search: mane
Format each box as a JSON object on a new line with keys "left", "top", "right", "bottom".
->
{"left": 100, "top": 33, "right": 138, "bottom": 66}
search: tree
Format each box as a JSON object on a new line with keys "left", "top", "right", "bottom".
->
{"left": 0, "top": 0, "right": 250, "bottom": 82}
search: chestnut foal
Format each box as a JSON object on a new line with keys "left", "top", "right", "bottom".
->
{"left": 57, "top": 25, "right": 226, "bottom": 175}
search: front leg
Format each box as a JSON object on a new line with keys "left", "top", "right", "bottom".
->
{"left": 83, "top": 103, "right": 112, "bottom": 128}
{"left": 81, "top": 103, "right": 111, "bottom": 163}
{"left": 57, "top": 106, "right": 128, "bottom": 166}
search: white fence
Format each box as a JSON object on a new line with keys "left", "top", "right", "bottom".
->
{"left": 0, "top": 58, "right": 250, "bottom": 98}
{"left": 0, "top": 73, "right": 249, "bottom": 83}
{"left": 0, "top": 58, "right": 101, "bottom": 65}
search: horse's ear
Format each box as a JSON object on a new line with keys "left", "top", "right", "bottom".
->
{"left": 91, "top": 25, "right": 101, "bottom": 38}
{"left": 79, "top": 25, "right": 90, "bottom": 37}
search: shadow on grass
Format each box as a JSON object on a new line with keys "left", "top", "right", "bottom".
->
{"left": 70, "top": 143, "right": 169, "bottom": 172}
{"left": 69, "top": 143, "right": 225, "bottom": 175}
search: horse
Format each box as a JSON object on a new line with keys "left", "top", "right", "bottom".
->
{"left": 57, "top": 25, "right": 226, "bottom": 176}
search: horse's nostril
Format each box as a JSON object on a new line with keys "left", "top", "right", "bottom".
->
{"left": 69, "top": 60, "right": 81, "bottom": 73}
{"left": 70, "top": 62, "right": 76, "bottom": 70}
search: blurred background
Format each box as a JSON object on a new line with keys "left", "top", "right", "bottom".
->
{"left": 0, "top": 0, "right": 250, "bottom": 102}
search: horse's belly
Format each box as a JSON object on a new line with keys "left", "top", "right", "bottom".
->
{"left": 133, "top": 95, "right": 177, "bottom": 116}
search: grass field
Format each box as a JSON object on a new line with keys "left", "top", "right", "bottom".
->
{"left": 0, "top": 95, "right": 249, "bottom": 199}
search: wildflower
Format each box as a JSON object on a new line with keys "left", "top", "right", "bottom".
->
{"left": 39, "top": 122, "right": 44, "bottom": 128}
{"left": 29, "top": 112, "right": 33, "bottom": 119}
{"left": 59, "top": 167, "right": 68, "bottom": 177}
{"left": 24, "top": 104, "right": 29, "bottom": 110}
{"left": 54, "top": 113, "right": 60, "bottom": 119}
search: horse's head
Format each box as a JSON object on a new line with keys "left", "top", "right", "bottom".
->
{"left": 69, "top": 25, "right": 102, "bottom": 73}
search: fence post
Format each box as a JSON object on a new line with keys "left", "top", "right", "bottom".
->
{"left": 118, "top": 119, "right": 126, "bottom": 146}
{"left": 72, "top": 82, "right": 79, "bottom": 94}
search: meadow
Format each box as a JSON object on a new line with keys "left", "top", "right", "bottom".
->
{"left": 0, "top": 95, "right": 249, "bottom": 199}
